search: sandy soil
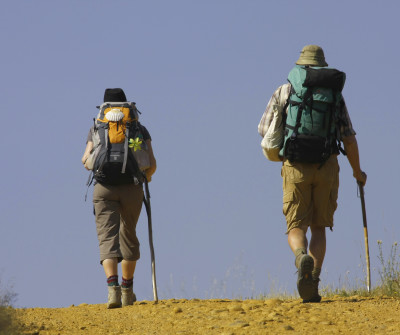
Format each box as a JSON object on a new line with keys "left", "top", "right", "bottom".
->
{"left": 15, "top": 296, "right": 400, "bottom": 334}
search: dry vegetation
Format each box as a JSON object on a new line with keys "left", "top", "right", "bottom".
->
{"left": 3, "top": 241, "right": 400, "bottom": 334}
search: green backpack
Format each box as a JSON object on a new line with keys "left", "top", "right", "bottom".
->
{"left": 280, "top": 65, "right": 346, "bottom": 164}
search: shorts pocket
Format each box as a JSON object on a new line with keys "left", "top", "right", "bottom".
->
{"left": 283, "top": 191, "right": 295, "bottom": 217}
{"left": 328, "top": 181, "right": 339, "bottom": 215}
{"left": 282, "top": 162, "right": 305, "bottom": 183}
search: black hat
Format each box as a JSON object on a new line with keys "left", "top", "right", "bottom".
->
{"left": 104, "top": 88, "right": 127, "bottom": 102}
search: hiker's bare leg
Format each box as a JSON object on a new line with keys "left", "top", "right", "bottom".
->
{"left": 289, "top": 226, "right": 315, "bottom": 300}
{"left": 103, "top": 258, "right": 118, "bottom": 277}
{"left": 309, "top": 226, "right": 326, "bottom": 269}
{"left": 121, "top": 260, "right": 137, "bottom": 280}
{"left": 288, "top": 227, "right": 308, "bottom": 253}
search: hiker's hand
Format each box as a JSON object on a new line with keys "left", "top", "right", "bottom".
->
{"left": 82, "top": 141, "right": 93, "bottom": 170}
{"left": 354, "top": 170, "right": 367, "bottom": 186}
{"left": 145, "top": 170, "right": 153, "bottom": 182}
{"left": 83, "top": 160, "right": 91, "bottom": 171}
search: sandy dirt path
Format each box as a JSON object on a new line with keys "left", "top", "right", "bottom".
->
{"left": 16, "top": 296, "right": 400, "bottom": 334}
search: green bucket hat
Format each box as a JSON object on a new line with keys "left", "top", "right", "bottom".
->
{"left": 296, "top": 45, "right": 328, "bottom": 67}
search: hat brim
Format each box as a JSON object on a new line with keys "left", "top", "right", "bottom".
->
{"left": 296, "top": 58, "right": 328, "bottom": 67}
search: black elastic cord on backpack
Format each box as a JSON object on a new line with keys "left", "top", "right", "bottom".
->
{"left": 289, "top": 90, "right": 312, "bottom": 140}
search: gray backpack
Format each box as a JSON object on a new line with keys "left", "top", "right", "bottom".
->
{"left": 86, "top": 102, "right": 150, "bottom": 186}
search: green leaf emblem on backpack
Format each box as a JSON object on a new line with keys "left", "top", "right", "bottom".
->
{"left": 129, "top": 137, "right": 142, "bottom": 151}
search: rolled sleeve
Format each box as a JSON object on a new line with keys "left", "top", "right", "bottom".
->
{"left": 338, "top": 99, "right": 356, "bottom": 139}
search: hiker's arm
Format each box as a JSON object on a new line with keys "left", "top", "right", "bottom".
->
{"left": 258, "top": 84, "right": 290, "bottom": 138}
{"left": 82, "top": 141, "right": 93, "bottom": 170}
{"left": 145, "top": 140, "right": 157, "bottom": 182}
{"left": 342, "top": 135, "right": 367, "bottom": 186}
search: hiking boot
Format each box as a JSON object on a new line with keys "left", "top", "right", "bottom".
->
{"left": 296, "top": 254, "right": 314, "bottom": 301}
{"left": 107, "top": 286, "right": 122, "bottom": 309}
{"left": 121, "top": 287, "right": 137, "bottom": 307}
{"left": 303, "top": 279, "right": 322, "bottom": 303}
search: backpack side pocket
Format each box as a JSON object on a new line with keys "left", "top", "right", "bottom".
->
{"left": 131, "top": 139, "right": 151, "bottom": 171}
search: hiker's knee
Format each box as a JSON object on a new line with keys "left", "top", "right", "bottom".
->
{"left": 287, "top": 226, "right": 308, "bottom": 242}
{"left": 289, "top": 226, "right": 308, "bottom": 234}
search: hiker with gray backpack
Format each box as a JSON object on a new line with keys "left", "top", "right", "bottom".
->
{"left": 258, "top": 45, "right": 367, "bottom": 302}
{"left": 82, "top": 88, "right": 157, "bottom": 308}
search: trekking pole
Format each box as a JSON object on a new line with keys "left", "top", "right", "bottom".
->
{"left": 358, "top": 181, "right": 371, "bottom": 293}
{"left": 143, "top": 177, "right": 159, "bottom": 302}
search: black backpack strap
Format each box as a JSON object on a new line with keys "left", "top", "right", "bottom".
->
{"left": 291, "top": 103, "right": 303, "bottom": 139}
{"left": 334, "top": 100, "right": 347, "bottom": 156}
{"left": 318, "top": 93, "right": 338, "bottom": 169}
{"left": 98, "top": 103, "right": 110, "bottom": 119}
{"left": 318, "top": 103, "right": 334, "bottom": 169}
{"left": 85, "top": 172, "right": 94, "bottom": 202}
{"left": 289, "top": 89, "right": 312, "bottom": 139}
{"left": 325, "top": 95, "right": 335, "bottom": 147}
{"left": 337, "top": 142, "right": 346, "bottom": 155}
{"left": 280, "top": 99, "right": 289, "bottom": 129}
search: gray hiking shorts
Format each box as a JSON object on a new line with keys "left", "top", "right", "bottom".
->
{"left": 93, "top": 182, "right": 144, "bottom": 264}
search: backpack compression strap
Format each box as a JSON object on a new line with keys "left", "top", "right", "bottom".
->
{"left": 121, "top": 105, "right": 139, "bottom": 174}
{"left": 287, "top": 89, "right": 313, "bottom": 139}
{"left": 319, "top": 100, "right": 335, "bottom": 167}
{"left": 121, "top": 123, "right": 129, "bottom": 173}
{"left": 285, "top": 89, "right": 335, "bottom": 167}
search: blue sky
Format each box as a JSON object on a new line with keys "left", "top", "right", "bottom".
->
{"left": 1, "top": 0, "right": 399, "bottom": 308}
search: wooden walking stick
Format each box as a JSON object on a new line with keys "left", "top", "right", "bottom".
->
{"left": 358, "top": 181, "right": 371, "bottom": 293}
{"left": 143, "top": 178, "right": 159, "bottom": 302}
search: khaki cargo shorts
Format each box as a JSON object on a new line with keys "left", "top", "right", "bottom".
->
{"left": 281, "top": 155, "right": 339, "bottom": 233}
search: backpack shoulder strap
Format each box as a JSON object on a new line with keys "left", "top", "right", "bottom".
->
{"left": 127, "top": 102, "right": 139, "bottom": 121}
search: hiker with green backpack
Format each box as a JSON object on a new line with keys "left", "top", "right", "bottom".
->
{"left": 82, "top": 88, "right": 157, "bottom": 308}
{"left": 258, "top": 45, "right": 367, "bottom": 302}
